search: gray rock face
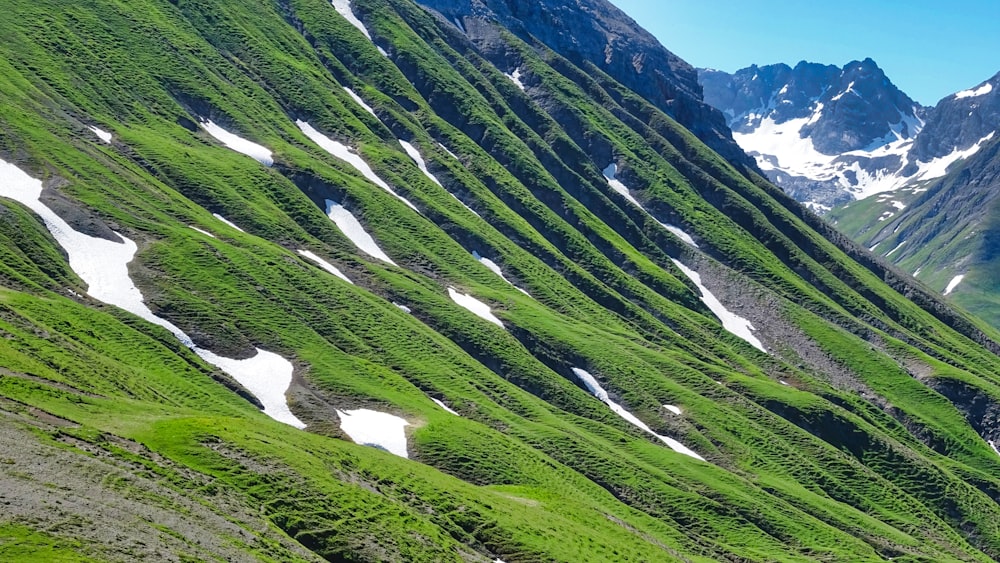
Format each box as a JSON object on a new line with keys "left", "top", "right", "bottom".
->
{"left": 414, "top": 0, "right": 757, "bottom": 170}
{"left": 907, "top": 72, "right": 1000, "bottom": 168}
{"left": 698, "top": 59, "right": 927, "bottom": 209}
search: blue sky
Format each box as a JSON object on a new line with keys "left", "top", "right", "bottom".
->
{"left": 609, "top": 0, "right": 1000, "bottom": 105}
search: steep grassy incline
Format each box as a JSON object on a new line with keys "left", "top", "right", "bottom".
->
{"left": 2, "top": 0, "right": 1000, "bottom": 561}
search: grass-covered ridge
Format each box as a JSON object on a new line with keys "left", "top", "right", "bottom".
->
{"left": 1, "top": 0, "right": 1000, "bottom": 560}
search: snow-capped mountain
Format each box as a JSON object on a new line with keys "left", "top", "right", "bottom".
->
{"left": 700, "top": 61, "right": 1000, "bottom": 211}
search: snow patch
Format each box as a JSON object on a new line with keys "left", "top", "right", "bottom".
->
{"left": 944, "top": 274, "right": 965, "bottom": 296}
{"left": 884, "top": 241, "right": 906, "bottom": 257}
{"left": 399, "top": 140, "right": 443, "bottom": 187}
{"left": 200, "top": 120, "right": 273, "bottom": 167}
{"left": 571, "top": 368, "right": 704, "bottom": 461}
{"left": 393, "top": 302, "right": 412, "bottom": 314}
{"left": 324, "top": 199, "right": 397, "bottom": 266}
{"left": 955, "top": 83, "right": 994, "bottom": 99}
{"left": 297, "top": 249, "right": 353, "bottom": 284}
{"left": 89, "top": 126, "right": 112, "bottom": 144}
{"left": 431, "top": 397, "right": 460, "bottom": 416}
{"left": 989, "top": 440, "right": 1000, "bottom": 456}
{"left": 671, "top": 259, "right": 765, "bottom": 352}
{"left": 188, "top": 226, "right": 215, "bottom": 238}
{"left": 908, "top": 132, "right": 995, "bottom": 183}
{"left": 0, "top": 159, "right": 303, "bottom": 428}
{"left": 343, "top": 87, "right": 378, "bottom": 120}
{"left": 330, "top": 0, "right": 372, "bottom": 40}
{"left": 663, "top": 405, "right": 682, "bottom": 415}
{"left": 437, "top": 142, "right": 460, "bottom": 161}
{"left": 213, "top": 213, "right": 245, "bottom": 232}
{"left": 603, "top": 163, "right": 698, "bottom": 247}
{"left": 336, "top": 408, "right": 409, "bottom": 458}
{"left": 505, "top": 68, "right": 526, "bottom": 91}
{"left": 447, "top": 287, "right": 503, "bottom": 328}
{"left": 297, "top": 121, "right": 419, "bottom": 212}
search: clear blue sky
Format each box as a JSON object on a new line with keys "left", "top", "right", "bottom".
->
{"left": 609, "top": 0, "right": 1000, "bottom": 106}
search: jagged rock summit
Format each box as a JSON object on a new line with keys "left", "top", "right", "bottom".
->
{"left": 700, "top": 59, "right": 929, "bottom": 209}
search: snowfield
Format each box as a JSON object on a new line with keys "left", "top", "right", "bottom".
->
{"left": 571, "top": 368, "right": 704, "bottom": 461}
{"left": 200, "top": 120, "right": 274, "bottom": 167}
{"left": 0, "top": 158, "right": 304, "bottom": 428}
{"left": 671, "top": 259, "right": 766, "bottom": 353}
{"left": 324, "top": 199, "right": 398, "bottom": 266}
{"left": 296, "top": 120, "right": 420, "bottom": 212}
{"left": 336, "top": 408, "right": 409, "bottom": 458}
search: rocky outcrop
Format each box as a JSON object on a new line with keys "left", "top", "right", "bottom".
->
{"left": 414, "top": 0, "right": 758, "bottom": 170}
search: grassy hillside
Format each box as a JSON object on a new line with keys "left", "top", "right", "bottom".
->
{"left": 2, "top": 0, "right": 1000, "bottom": 561}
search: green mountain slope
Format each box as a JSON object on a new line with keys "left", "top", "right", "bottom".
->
{"left": 829, "top": 135, "right": 1000, "bottom": 330}
{"left": 2, "top": 0, "right": 1000, "bottom": 561}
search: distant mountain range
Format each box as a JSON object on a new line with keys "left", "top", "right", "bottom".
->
{"left": 700, "top": 60, "right": 1000, "bottom": 211}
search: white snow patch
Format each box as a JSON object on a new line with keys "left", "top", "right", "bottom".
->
{"left": 324, "top": 199, "right": 397, "bottom": 266}
{"left": 890, "top": 200, "right": 906, "bottom": 210}
{"left": 779, "top": 380, "right": 789, "bottom": 386}
{"left": 330, "top": 0, "right": 372, "bottom": 40}
{"left": 336, "top": 408, "right": 409, "bottom": 458}
{"left": 188, "top": 226, "right": 215, "bottom": 238}
{"left": 884, "top": 240, "right": 906, "bottom": 257}
{"left": 505, "top": 68, "right": 526, "bottom": 91}
{"left": 0, "top": 159, "right": 304, "bottom": 428}
{"left": 297, "top": 249, "right": 354, "bottom": 284}
{"left": 399, "top": 140, "right": 443, "bottom": 187}
{"left": 571, "top": 368, "right": 704, "bottom": 461}
{"left": 603, "top": 163, "right": 698, "bottom": 247}
{"left": 392, "top": 302, "right": 412, "bottom": 314}
{"left": 803, "top": 201, "right": 832, "bottom": 213}
{"left": 663, "top": 404, "right": 682, "bottom": 415}
{"left": 213, "top": 213, "right": 245, "bottom": 232}
{"left": 200, "top": 120, "right": 273, "bottom": 167}
{"left": 914, "top": 267, "right": 923, "bottom": 277}
{"left": 376, "top": 46, "right": 389, "bottom": 57}
{"left": 955, "top": 83, "right": 994, "bottom": 99}
{"left": 830, "top": 81, "right": 857, "bottom": 101}
{"left": 297, "top": 121, "right": 419, "bottom": 212}
{"left": 472, "top": 251, "right": 531, "bottom": 297}
{"left": 343, "top": 87, "right": 379, "bottom": 120}
{"left": 431, "top": 397, "right": 460, "bottom": 416}
{"left": 198, "top": 348, "right": 304, "bottom": 428}
{"left": 989, "top": 440, "right": 1000, "bottom": 456}
{"left": 447, "top": 287, "right": 503, "bottom": 327}
{"left": 671, "top": 259, "right": 766, "bottom": 353}
{"left": 943, "top": 274, "right": 965, "bottom": 296}
{"left": 908, "top": 132, "right": 995, "bottom": 183}
{"left": 453, "top": 17, "right": 466, "bottom": 34}
{"left": 603, "top": 163, "right": 642, "bottom": 208}
{"left": 437, "top": 142, "right": 460, "bottom": 161}
{"left": 89, "top": 126, "right": 112, "bottom": 144}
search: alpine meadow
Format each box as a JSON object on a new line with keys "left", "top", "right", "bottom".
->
{"left": 2, "top": 1, "right": 1000, "bottom": 561}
